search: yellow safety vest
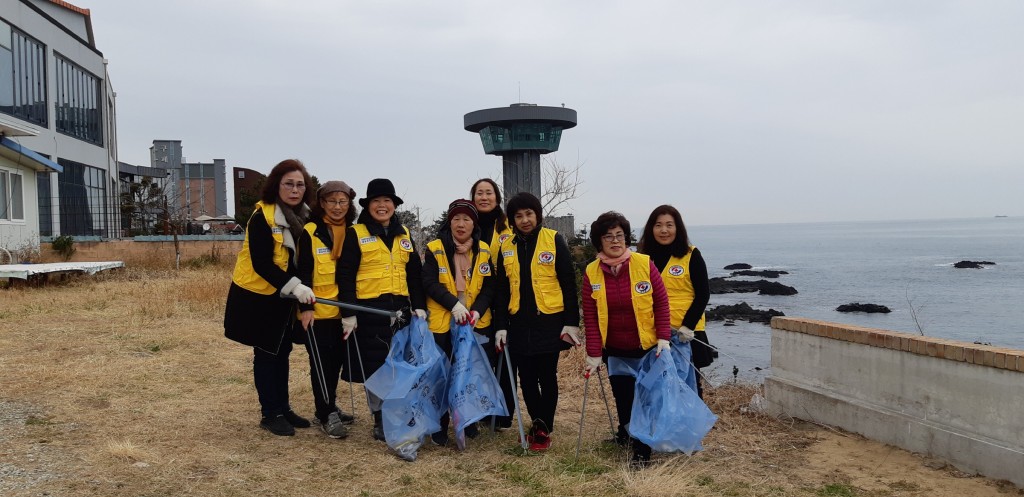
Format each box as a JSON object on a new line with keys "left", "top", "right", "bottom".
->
{"left": 586, "top": 252, "right": 658, "bottom": 350}
{"left": 661, "top": 247, "right": 706, "bottom": 331}
{"left": 501, "top": 227, "right": 563, "bottom": 315}
{"left": 232, "top": 201, "right": 289, "bottom": 295}
{"left": 425, "top": 239, "right": 493, "bottom": 333}
{"left": 353, "top": 224, "right": 413, "bottom": 299}
{"left": 302, "top": 222, "right": 340, "bottom": 319}
{"left": 487, "top": 225, "right": 513, "bottom": 266}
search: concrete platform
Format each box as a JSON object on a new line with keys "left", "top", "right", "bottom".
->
{"left": 0, "top": 261, "right": 124, "bottom": 280}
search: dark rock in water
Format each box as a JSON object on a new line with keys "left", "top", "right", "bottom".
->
{"left": 836, "top": 303, "right": 891, "bottom": 313}
{"left": 707, "top": 302, "right": 785, "bottom": 324}
{"left": 710, "top": 278, "right": 798, "bottom": 296}
{"left": 723, "top": 320, "right": 736, "bottom": 327}
{"left": 724, "top": 263, "right": 752, "bottom": 270}
{"left": 954, "top": 260, "right": 995, "bottom": 269}
{"left": 731, "top": 269, "right": 789, "bottom": 278}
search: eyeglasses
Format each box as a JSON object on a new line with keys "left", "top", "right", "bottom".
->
{"left": 281, "top": 182, "right": 306, "bottom": 191}
{"left": 323, "top": 199, "right": 349, "bottom": 207}
{"left": 601, "top": 233, "right": 626, "bottom": 242}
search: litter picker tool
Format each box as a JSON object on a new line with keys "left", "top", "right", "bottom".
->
{"left": 575, "top": 371, "right": 592, "bottom": 461}
{"left": 595, "top": 369, "right": 616, "bottom": 436}
{"left": 502, "top": 346, "right": 528, "bottom": 450}
{"left": 288, "top": 295, "right": 400, "bottom": 319}
{"left": 304, "top": 322, "right": 332, "bottom": 409}
{"left": 491, "top": 351, "right": 505, "bottom": 433}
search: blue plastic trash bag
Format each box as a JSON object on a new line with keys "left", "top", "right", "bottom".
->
{"left": 670, "top": 335, "right": 699, "bottom": 393}
{"left": 607, "top": 355, "right": 643, "bottom": 377}
{"left": 366, "top": 317, "right": 450, "bottom": 461}
{"left": 448, "top": 322, "right": 508, "bottom": 449}
{"left": 628, "top": 346, "right": 717, "bottom": 454}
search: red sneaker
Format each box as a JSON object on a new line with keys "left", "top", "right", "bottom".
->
{"left": 529, "top": 429, "right": 550, "bottom": 451}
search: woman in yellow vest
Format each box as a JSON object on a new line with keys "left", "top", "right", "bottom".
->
{"left": 422, "top": 198, "right": 496, "bottom": 446}
{"left": 336, "top": 178, "right": 426, "bottom": 442}
{"left": 295, "top": 180, "right": 358, "bottom": 439}
{"left": 637, "top": 204, "right": 713, "bottom": 398}
{"left": 493, "top": 192, "right": 581, "bottom": 451}
{"left": 470, "top": 178, "right": 515, "bottom": 430}
{"left": 224, "top": 159, "right": 317, "bottom": 437}
{"left": 581, "top": 211, "right": 672, "bottom": 466}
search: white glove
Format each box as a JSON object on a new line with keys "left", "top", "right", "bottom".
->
{"left": 584, "top": 356, "right": 602, "bottom": 376}
{"left": 560, "top": 326, "right": 581, "bottom": 346}
{"left": 451, "top": 302, "right": 470, "bottom": 324}
{"left": 289, "top": 283, "right": 315, "bottom": 305}
{"left": 655, "top": 339, "right": 671, "bottom": 357}
{"left": 414, "top": 309, "right": 428, "bottom": 320}
{"left": 495, "top": 329, "right": 507, "bottom": 351}
{"left": 675, "top": 327, "right": 695, "bottom": 343}
{"left": 342, "top": 316, "right": 357, "bottom": 340}
{"left": 468, "top": 310, "right": 480, "bottom": 326}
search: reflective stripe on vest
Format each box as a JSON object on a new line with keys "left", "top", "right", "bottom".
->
{"left": 353, "top": 224, "right": 413, "bottom": 299}
{"left": 502, "top": 227, "right": 563, "bottom": 315}
{"left": 304, "top": 222, "right": 340, "bottom": 319}
{"left": 662, "top": 247, "right": 706, "bottom": 331}
{"left": 586, "top": 252, "right": 658, "bottom": 350}
{"left": 425, "top": 239, "right": 493, "bottom": 333}
{"left": 231, "top": 201, "right": 289, "bottom": 295}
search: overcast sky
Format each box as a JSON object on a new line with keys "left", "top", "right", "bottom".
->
{"left": 84, "top": 0, "right": 1023, "bottom": 228}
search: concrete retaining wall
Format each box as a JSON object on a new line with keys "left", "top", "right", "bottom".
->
{"left": 766, "top": 317, "right": 1024, "bottom": 487}
{"left": 38, "top": 238, "right": 243, "bottom": 267}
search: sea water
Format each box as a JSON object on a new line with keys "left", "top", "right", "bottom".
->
{"left": 687, "top": 216, "right": 1024, "bottom": 383}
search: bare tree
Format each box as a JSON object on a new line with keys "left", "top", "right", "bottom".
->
{"left": 540, "top": 155, "right": 585, "bottom": 217}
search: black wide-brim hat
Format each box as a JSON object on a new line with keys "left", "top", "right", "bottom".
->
{"left": 359, "top": 178, "right": 404, "bottom": 208}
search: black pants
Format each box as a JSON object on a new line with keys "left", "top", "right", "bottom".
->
{"left": 609, "top": 373, "right": 652, "bottom": 458}
{"left": 253, "top": 339, "right": 294, "bottom": 418}
{"left": 301, "top": 319, "right": 345, "bottom": 421}
{"left": 433, "top": 331, "right": 454, "bottom": 434}
{"left": 510, "top": 351, "right": 560, "bottom": 432}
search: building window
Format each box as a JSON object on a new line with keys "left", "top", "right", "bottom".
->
{"left": 0, "top": 22, "right": 47, "bottom": 126}
{"left": 37, "top": 171, "right": 51, "bottom": 235}
{"left": 0, "top": 169, "right": 25, "bottom": 221}
{"left": 54, "top": 54, "right": 102, "bottom": 145}
{"left": 57, "top": 158, "right": 111, "bottom": 236}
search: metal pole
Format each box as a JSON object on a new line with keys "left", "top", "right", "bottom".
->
{"left": 596, "top": 369, "right": 616, "bottom": 436}
{"left": 575, "top": 372, "right": 591, "bottom": 461}
{"left": 491, "top": 351, "right": 504, "bottom": 433}
{"left": 503, "top": 347, "right": 528, "bottom": 450}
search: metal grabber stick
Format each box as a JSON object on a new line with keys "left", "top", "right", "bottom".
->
{"left": 575, "top": 371, "right": 592, "bottom": 461}
{"left": 502, "top": 346, "right": 529, "bottom": 450}
{"left": 346, "top": 330, "right": 356, "bottom": 416}
{"left": 595, "top": 369, "right": 616, "bottom": 436}
{"left": 351, "top": 326, "right": 372, "bottom": 413}
{"left": 491, "top": 351, "right": 505, "bottom": 433}
{"left": 304, "top": 321, "right": 332, "bottom": 412}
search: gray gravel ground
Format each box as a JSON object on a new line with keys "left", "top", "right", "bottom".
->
{"left": 0, "top": 400, "right": 63, "bottom": 496}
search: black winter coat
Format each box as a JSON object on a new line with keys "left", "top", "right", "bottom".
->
{"left": 493, "top": 229, "right": 579, "bottom": 356}
{"left": 224, "top": 208, "right": 303, "bottom": 354}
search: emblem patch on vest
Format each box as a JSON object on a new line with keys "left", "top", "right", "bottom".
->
{"left": 668, "top": 265, "right": 685, "bottom": 276}
{"left": 635, "top": 281, "right": 652, "bottom": 294}
{"left": 499, "top": 234, "right": 511, "bottom": 244}
{"left": 538, "top": 251, "right": 554, "bottom": 264}
{"left": 399, "top": 238, "right": 413, "bottom": 251}
{"left": 591, "top": 284, "right": 601, "bottom": 291}
{"left": 359, "top": 236, "right": 377, "bottom": 244}
{"left": 479, "top": 263, "right": 490, "bottom": 275}
{"left": 316, "top": 247, "right": 331, "bottom": 255}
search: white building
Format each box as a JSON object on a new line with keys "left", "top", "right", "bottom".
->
{"left": 0, "top": 0, "right": 118, "bottom": 258}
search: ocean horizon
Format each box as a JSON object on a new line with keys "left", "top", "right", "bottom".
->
{"left": 686, "top": 216, "right": 1024, "bottom": 383}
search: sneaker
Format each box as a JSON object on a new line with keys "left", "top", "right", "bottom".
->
{"left": 431, "top": 431, "right": 449, "bottom": 447}
{"left": 606, "top": 426, "right": 629, "bottom": 447}
{"left": 336, "top": 410, "right": 355, "bottom": 425}
{"left": 317, "top": 411, "right": 349, "bottom": 439}
{"left": 260, "top": 415, "right": 295, "bottom": 436}
{"left": 528, "top": 419, "right": 550, "bottom": 451}
{"left": 282, "top": 410, "right": 311, "bottom": 428}
{"left": 629, "top": 451, "right": 652, "bottom": 469}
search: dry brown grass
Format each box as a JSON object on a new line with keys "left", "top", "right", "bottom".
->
{"left": 0, "top": 267, "right": 1018, "bottom": 497}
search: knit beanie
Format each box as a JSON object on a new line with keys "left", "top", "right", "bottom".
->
{"left": 447, "top": 198, "right": 478, "bottom": 224}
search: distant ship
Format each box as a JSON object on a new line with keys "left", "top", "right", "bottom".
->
{"left": 995, "top": 215, "right": 1008, "bottom": 218}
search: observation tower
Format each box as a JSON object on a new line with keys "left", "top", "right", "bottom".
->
{"left": 463, "top": 103, "right": 577, "bottom": 200}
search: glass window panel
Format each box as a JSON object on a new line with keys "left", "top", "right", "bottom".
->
{"left": 0, "top": 171, "right": 8, "bottom": 219}
{"left": 11, "top": 172, "right": 22, "bottom": 219}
